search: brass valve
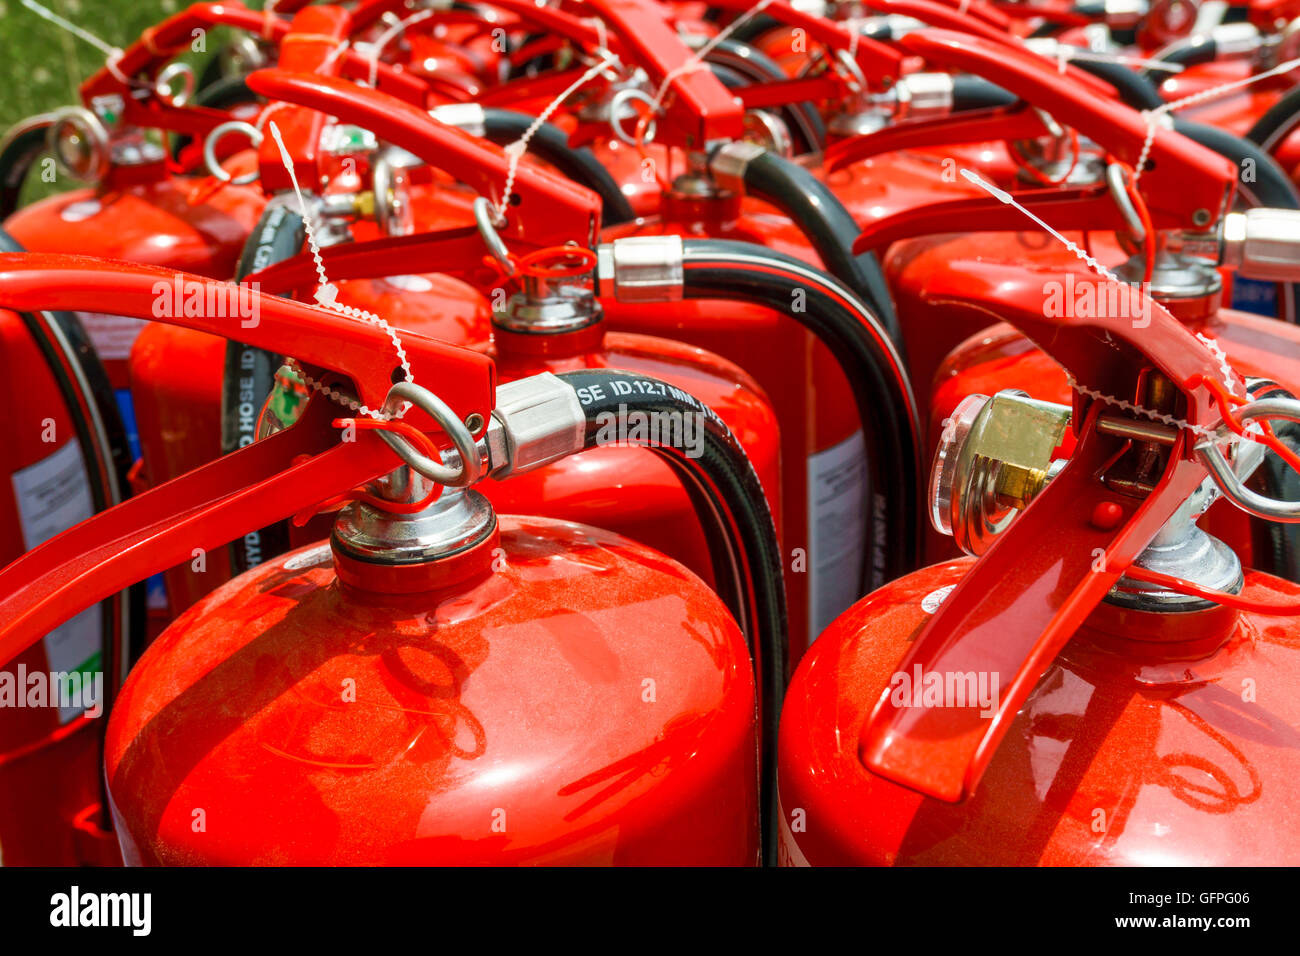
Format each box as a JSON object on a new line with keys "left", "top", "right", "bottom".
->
{"left": 930, "top": 390, "right": 1071, "bottom": 556}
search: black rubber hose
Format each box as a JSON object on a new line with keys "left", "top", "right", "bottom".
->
{"left": 0, "top": 118, "right": 50, "bottom": 220}
{"left": 734, "top": 149, "right": 903, "bottom": 346}
{"left": 1175, "top": 118, "right": 1300, "bottom": 208}
{"left": 1261, "top": 422, "right": 1300, "bottom": 581}
{"left": 1142, "top": 35, "right": 1218, "bottom": 84}
{"left": 221, "top": 202, "right": 305, "bottom": 575}
{"left": 0, "top": 227, "right": 141, "bottom": 827}
{"left": 1250, "top": 382, "right": 1300, "bottom": 582}
{"left": 676, "top": 238, "right": 922, "bottom": 590}
{"left": 722, "top": 11, "right": 783, "bottom": 45}
{"left": 1071, "top": 57, "right": 1167, "bottom": 111}
{"left": 951, "top": 75, "right": 1017, "bottom": 111}
{"left": 478, "top": 109, "right": 635, "bottom": 225}
{"left": 701, "top": 37, "right": 827, "bottom": 154}
{"left": 1174, "top": 117, "right": 1300, "bottom": 323}
{"left": 1247, "top": 83, "right": 1300, "bottom": 153}
{"left": 552, "top": 367, "right": 787, "bottom": 866}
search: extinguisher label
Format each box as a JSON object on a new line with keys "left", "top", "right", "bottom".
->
{"left": 807, "top": 430, "right": 867, "bottom": 639}
{"left": 74, "top": 312, "right": 147, "bottom": 362}
{"left": 10, "top": 441, "right": 103, "bottom": 723}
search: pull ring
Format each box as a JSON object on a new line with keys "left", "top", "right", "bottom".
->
{"left": 377, "top": 382, "right": 482, "bottom": 488}
{"left": 1197, "top": 396, "right": 1300, "bottom": 522}
{"left": 203, "top": 120, "right": 262, "bottom": 185}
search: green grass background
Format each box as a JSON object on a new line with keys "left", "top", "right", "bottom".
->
{"left": 0, "top": 0, "right": 212, "bottom": 129}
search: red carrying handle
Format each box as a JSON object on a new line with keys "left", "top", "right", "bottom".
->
{"left": 857, "top": 258, "right": 1231, "bottom": 801}
{"left": 246, "top": 69, "right": 602, "bottom": 247}
{"left": 77, "top": 1, "right": 427, "bottom": 142}
{"left": 578, "top": 0, "right": 747, "bottom": 146}
{"left": 848, "top": 29, "right": 1236, "bottom": 252}
{"left": 0, "top": 253, "right": 496, "bottom": 668}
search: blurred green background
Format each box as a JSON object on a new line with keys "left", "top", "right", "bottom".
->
{"left": 0, "top": 0, "right": 211, "bottom": 129}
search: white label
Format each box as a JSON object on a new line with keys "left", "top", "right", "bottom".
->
{"left": 807, "top": 430, "right": 867, "bottom": 640}
{"left": 11, "top": 441, "right": 103, "bottom": 722}
{"left": 922, "top": 584, "right": 956, "bottom": 614}
{"left": 59, "top": 199, "right": 102, "bottom": 222}
{"left": 75, "top": 312, "right": 148, "bottom": 362}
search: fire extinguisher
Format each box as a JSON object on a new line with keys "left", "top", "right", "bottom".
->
{"left": 778, "top": 258, "right": 1300, "bottom": 865}
{"left": 848, "top": 30, "right": 1298, "bottom": 420}
{"left": 130, "top": 68, "right": 614, "bottom": 607}
{"left": 520, "top": 0, "right": 912, "bottom": 655}
{"left": 853, "top": 33, "right": 1300, "bottom": 569}
{"left": 0, "top": 252, "right": 788, "bottom": 864}
{"left": 0, "top": 230, "right": 136, "bottom": 866}
{"left": 232, "top": 219, "right": 785, "bottom": 599}
{"left": 243, "top": 60, "right": 917, "bottom": 659}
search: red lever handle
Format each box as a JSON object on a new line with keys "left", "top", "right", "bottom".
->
{"left": 857, "top": 260, "right": 1227, "bottom": 801}
{"left": 0, "top": 252, "right": 497, "bottom": 667}
{"left": 0, "top": 254, "right": 495, "bottom": 418}
{"left": 0, "top": 401, "right": 395, "bottom": 668}
{"left": 80, "top": 0, "right": 427, "bottom": 123}
{"left": 579, "top": 0, "right": 747, "bottom": 146}
{"left": 826, "top": 101, "right": 1048, "bottom": 172}
{"left": 848, "top": 29, "right": 1236, "bottom": 250}
{"left": 246, "top": 69, "right": 602, "bottom": 247}
{"left": 245, "top": 226, "right": 502, "bottom": 295}
{"left": 853, "top": 189, "right": 1133, "bottom": 253}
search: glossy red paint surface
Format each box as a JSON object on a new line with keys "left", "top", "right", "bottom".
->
{"left": 127, "top": 323, "right": 230, "bottom": 613}
{"left": 0, "top": 311, "right": 113, "bottom": 865}
{"left": 484, "top": 324, "right": 783, "bottom": 589}
{"left": 602, "top": 199, "right": 863, "bottom": 660}
{"left": 779, "top": 558, "right": 1300, "bottom": 865}
{"left": 106, "top": 516, "right": 758, "bottom": 865}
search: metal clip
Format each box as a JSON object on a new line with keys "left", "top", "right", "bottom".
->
{"left": 203, "top": 120, "right": 262, "bottom": 186}
{"left": 1196, "top": 395, "right": 1300, "bottom": 522}
{"left": 473, "top": 196, "right": 514, "bottom": 275}
{"left": 608, "top": 87, "right": 658, "bottom": 147}
{"left": 1106, "top": 161, "right": 1147, "bottom": 244}
{"left": 378, "top": 382, "right": 482, "bottom": 488}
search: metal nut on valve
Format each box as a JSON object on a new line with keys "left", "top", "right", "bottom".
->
{"left": 931, "top": 390, "right": 1072, "bottom": 556}
{"left": 1220, "top": 208, "right": 1300, "bottom": 281}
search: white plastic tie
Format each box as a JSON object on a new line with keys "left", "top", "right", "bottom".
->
{"left": 266, "top": 120, "right": 413, "bottom": 419}
{"left": 492, "top": 49, "right": 618, "bottom": 226}
{"left": 366, "top": 8, "right": 435, "bottom": 87}
{"left": 649, "top": 0, "right": 776, "bottom": 111}
{"left": 960, "top": 168, "right": 1123, "bottom": 281}
{"left": 21, "top": 0, "right": 138, "bottom": 87}
{"left": 1134, "top": 53, "right": 1300, "bottom": 189}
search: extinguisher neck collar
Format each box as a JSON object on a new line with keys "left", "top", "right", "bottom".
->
{"left": 331, "top": 488, "right": 499, "bottom": 594}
